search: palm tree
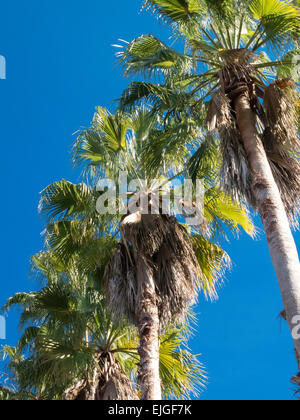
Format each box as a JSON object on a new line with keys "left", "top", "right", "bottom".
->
{"left": 1, "top": 276, "right": 138, "bottom": 400}
{"left": 117, "top": 0, "right": 300, "bottom": 373}
{"left": 0, "top": 251, "right": 206, "bottom": 400}
{"left": 38, "top": 105, "right": 254, "bottom": 399}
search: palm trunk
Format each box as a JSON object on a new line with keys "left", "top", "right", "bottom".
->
{"left": 234, "top": 93, "right": 300, "bottom": 368}
{"left": 136, "top": 256, "right": 161, "bottom": 400}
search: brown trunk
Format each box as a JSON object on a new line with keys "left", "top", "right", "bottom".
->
{"left": 136, "top": 256, "right": 161, "bottom": 400}
{"left": 234, "top": 93, "right": 300, "bottom": 369}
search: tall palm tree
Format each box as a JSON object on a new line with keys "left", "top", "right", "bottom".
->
{"left": 117, "top": 0, "right": 300, "bottom": 373}
{"left": 39, "top": 106, "right": 254, "bottom": 399}
{"left": 0, "top": 250, "right": 206, "bottom": 400}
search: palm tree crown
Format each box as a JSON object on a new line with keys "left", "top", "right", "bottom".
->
{"left": 118, "top": 0, "right": 300, "bottom": 222}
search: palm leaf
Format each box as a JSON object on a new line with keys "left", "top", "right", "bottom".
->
{"left": 118, "top": 35, "right": 192, "bottom": 77}
{"left": 142, "top": 0, "right": 204, "bottom": 24}
{"left": 39, "top": 180, "right": 91, "bottom": 222}
{"left": 159, "top": 328, "right": 206, "bottom": 400}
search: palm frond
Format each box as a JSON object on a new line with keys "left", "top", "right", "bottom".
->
{"left": 187, "top": 134, "right": 220, "bottom": 184}
{"left": 204, "top": 187, "right": 256, "bottom": 239}
{"left": 1, "top": 292, "right": 37, "bottom": 314}
{"left": 106, "top": 213, "right": 202, "bottom": 329}
{"left": 263, "top": 79, "right": 300, "bottom": 227}
{"left": 159, "top": 328, "right": 206, "bottom": 399}
{"left": 39, "top": 180, "right": 91, "bottom": 223}
{"left": 249, "top": 0, "right": 300, "bottom": 51}
{"left": 117, "top": 35, "right": 192, "bottom": 78}
{"left": 191, "top": 234, "right": 231, "bottom": 299}
{"left": 73, "top": 107, "right": 129, "bottom": 175}
{"left": 207, "top": 90, "right": 255, "bottom": 206}
{"left": 119, "top": 81, "right": 172, "bottom": 111}
{"left": 276, "top": 48, "right": 300, "bottom": 82}
{"left": 140, "top": 118, "right": 200, "bottom": 176}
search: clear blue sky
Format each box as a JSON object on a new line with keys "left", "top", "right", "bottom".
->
{"left": 0, "top": 0, "right": 299, "bottom": 401}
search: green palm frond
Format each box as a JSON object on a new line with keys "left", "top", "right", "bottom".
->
{"left": 76, "top": 236, "right": 117, "bottom": 276}
{"left": 140, "top": 118, "right": 200, "bottom": 176}
{"left": 2, "top": 282, "right": 84, "bottom": 330}
{"left": 39, "top": 180, "right": 91, "bottom": 222}
{"left": 45, "top": 218, "right": 117, "bottom": 273}
{"left": 31, "top": 250, "right": 68, "bottom": 284}
{"left": 192, "top": 234, "right": 231, "bottom": 299}
{"left": 204, "top": 0, "right": 241, "bottom": 20}
{"left": 276, "top": 48, "right": 300, "bottom": 81}
{"left": 119, "top": 81, "right": 173, "bottom": 111}
{"left": 92, "top": 107, "right": 129, "bottom": 151}
{"left": 1, "top": 292, "right": 37, "bottom": 314}
{"left": 159, "top": 328, "right": 206, "bottom": 400}
{"left": 128, "top": 106, "right": 157, "bottom": 145}
{"left": 204, "top": 187, "right": 256, "bottom": 239}
{"left": 73, "top": 107, "right": 129, "bottom": 174}
{"left": 0, "top": 386, "right": 19, "bottom": 400}
{"left": 250, "top": 0, "right": 298, "bottom": 19}
{"left": 142, "top": 0, "right": 204, "bottom": 24}
{"left": 45, "top": 220, "right": 95, "bottom": 265}
{"left": 187, "top": 134, "right": 220, "bottom": 184}
{"left": 118, "top": 35, "right": 192, "bottom": 77}
{"left": 1, "top": 345, "right": 22, "bottom": 362}
{"left": 249, "top": 0, "right": 300, "bottom": 50}
{"left": 17, "top": 327, "right": 40, "bottom": 352}
{"left": 12, "top": 326, "right": 93, "bottom": 399}
{"left": 35, "top": 326, "right": 93, "bottom": 362}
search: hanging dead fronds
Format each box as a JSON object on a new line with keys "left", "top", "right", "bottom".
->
{"left": 96, "top": 353, "right": 139, "bottom": 400}
{"left": 264, "top": 79, "right": 298, "bottom": 131}
{"left": 63, "top": 354, "right": 138, "bottom": 400}
{"left": 106, "top": 212, "right": 201, "bottom": 330}
{"left": 207, "top": 90, "right": 254, "bottom": 206}
{"left": 263, "top": 80, "right": 300, "bottom": 227}
{"left": 106, "top": 243, "right": 137, "bottom": 325}
{"left": 63, "top": 378, "right": 94, "bottom": 400}
{"left": 152, "top": 216, "right": 201, "bottom": 326}
{"left": 292, "top": 373, "right": 300, "bottom": 400}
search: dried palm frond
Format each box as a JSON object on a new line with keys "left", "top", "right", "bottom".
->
{"left": 96, "top": 353, "right": 138, "bottom": 400}
{"left": 63, "top": 378, "right": 93, "bottom": 400}
{"left": 292, "top": 373, "right": 300, "bottom": 400}
{"left": 219, "top": 50, "right": 256, "bottom": 100}
{"left": 152, "top": 217, "right": 201, "bottom": 326}
{"left": 207, "top": 90, "right": 254, "bottom": 206}
{"left": 106, "top": 212, "right": 201, "bottom": 330}
{"left": 63, "top": 354, "right": 138, "bottom": 401}
{"left": 263, "top": 80, "right": 300, "bottom": 227}
{"left": 220, "top": 49, "right": 254, "bottom": 68}
{"left": 106, "top": 243, "right": 137, "bottom": 325}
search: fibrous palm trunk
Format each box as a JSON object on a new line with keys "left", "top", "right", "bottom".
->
{"left": 234, "top": 93, "right": 300, "bottom": 367}
{"left": 136, "top": 255, "right": 162, "bottom": 400}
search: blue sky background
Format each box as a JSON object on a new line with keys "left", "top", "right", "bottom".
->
{"left": 0, "top": 0, "right": 299, "bottom": 401}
